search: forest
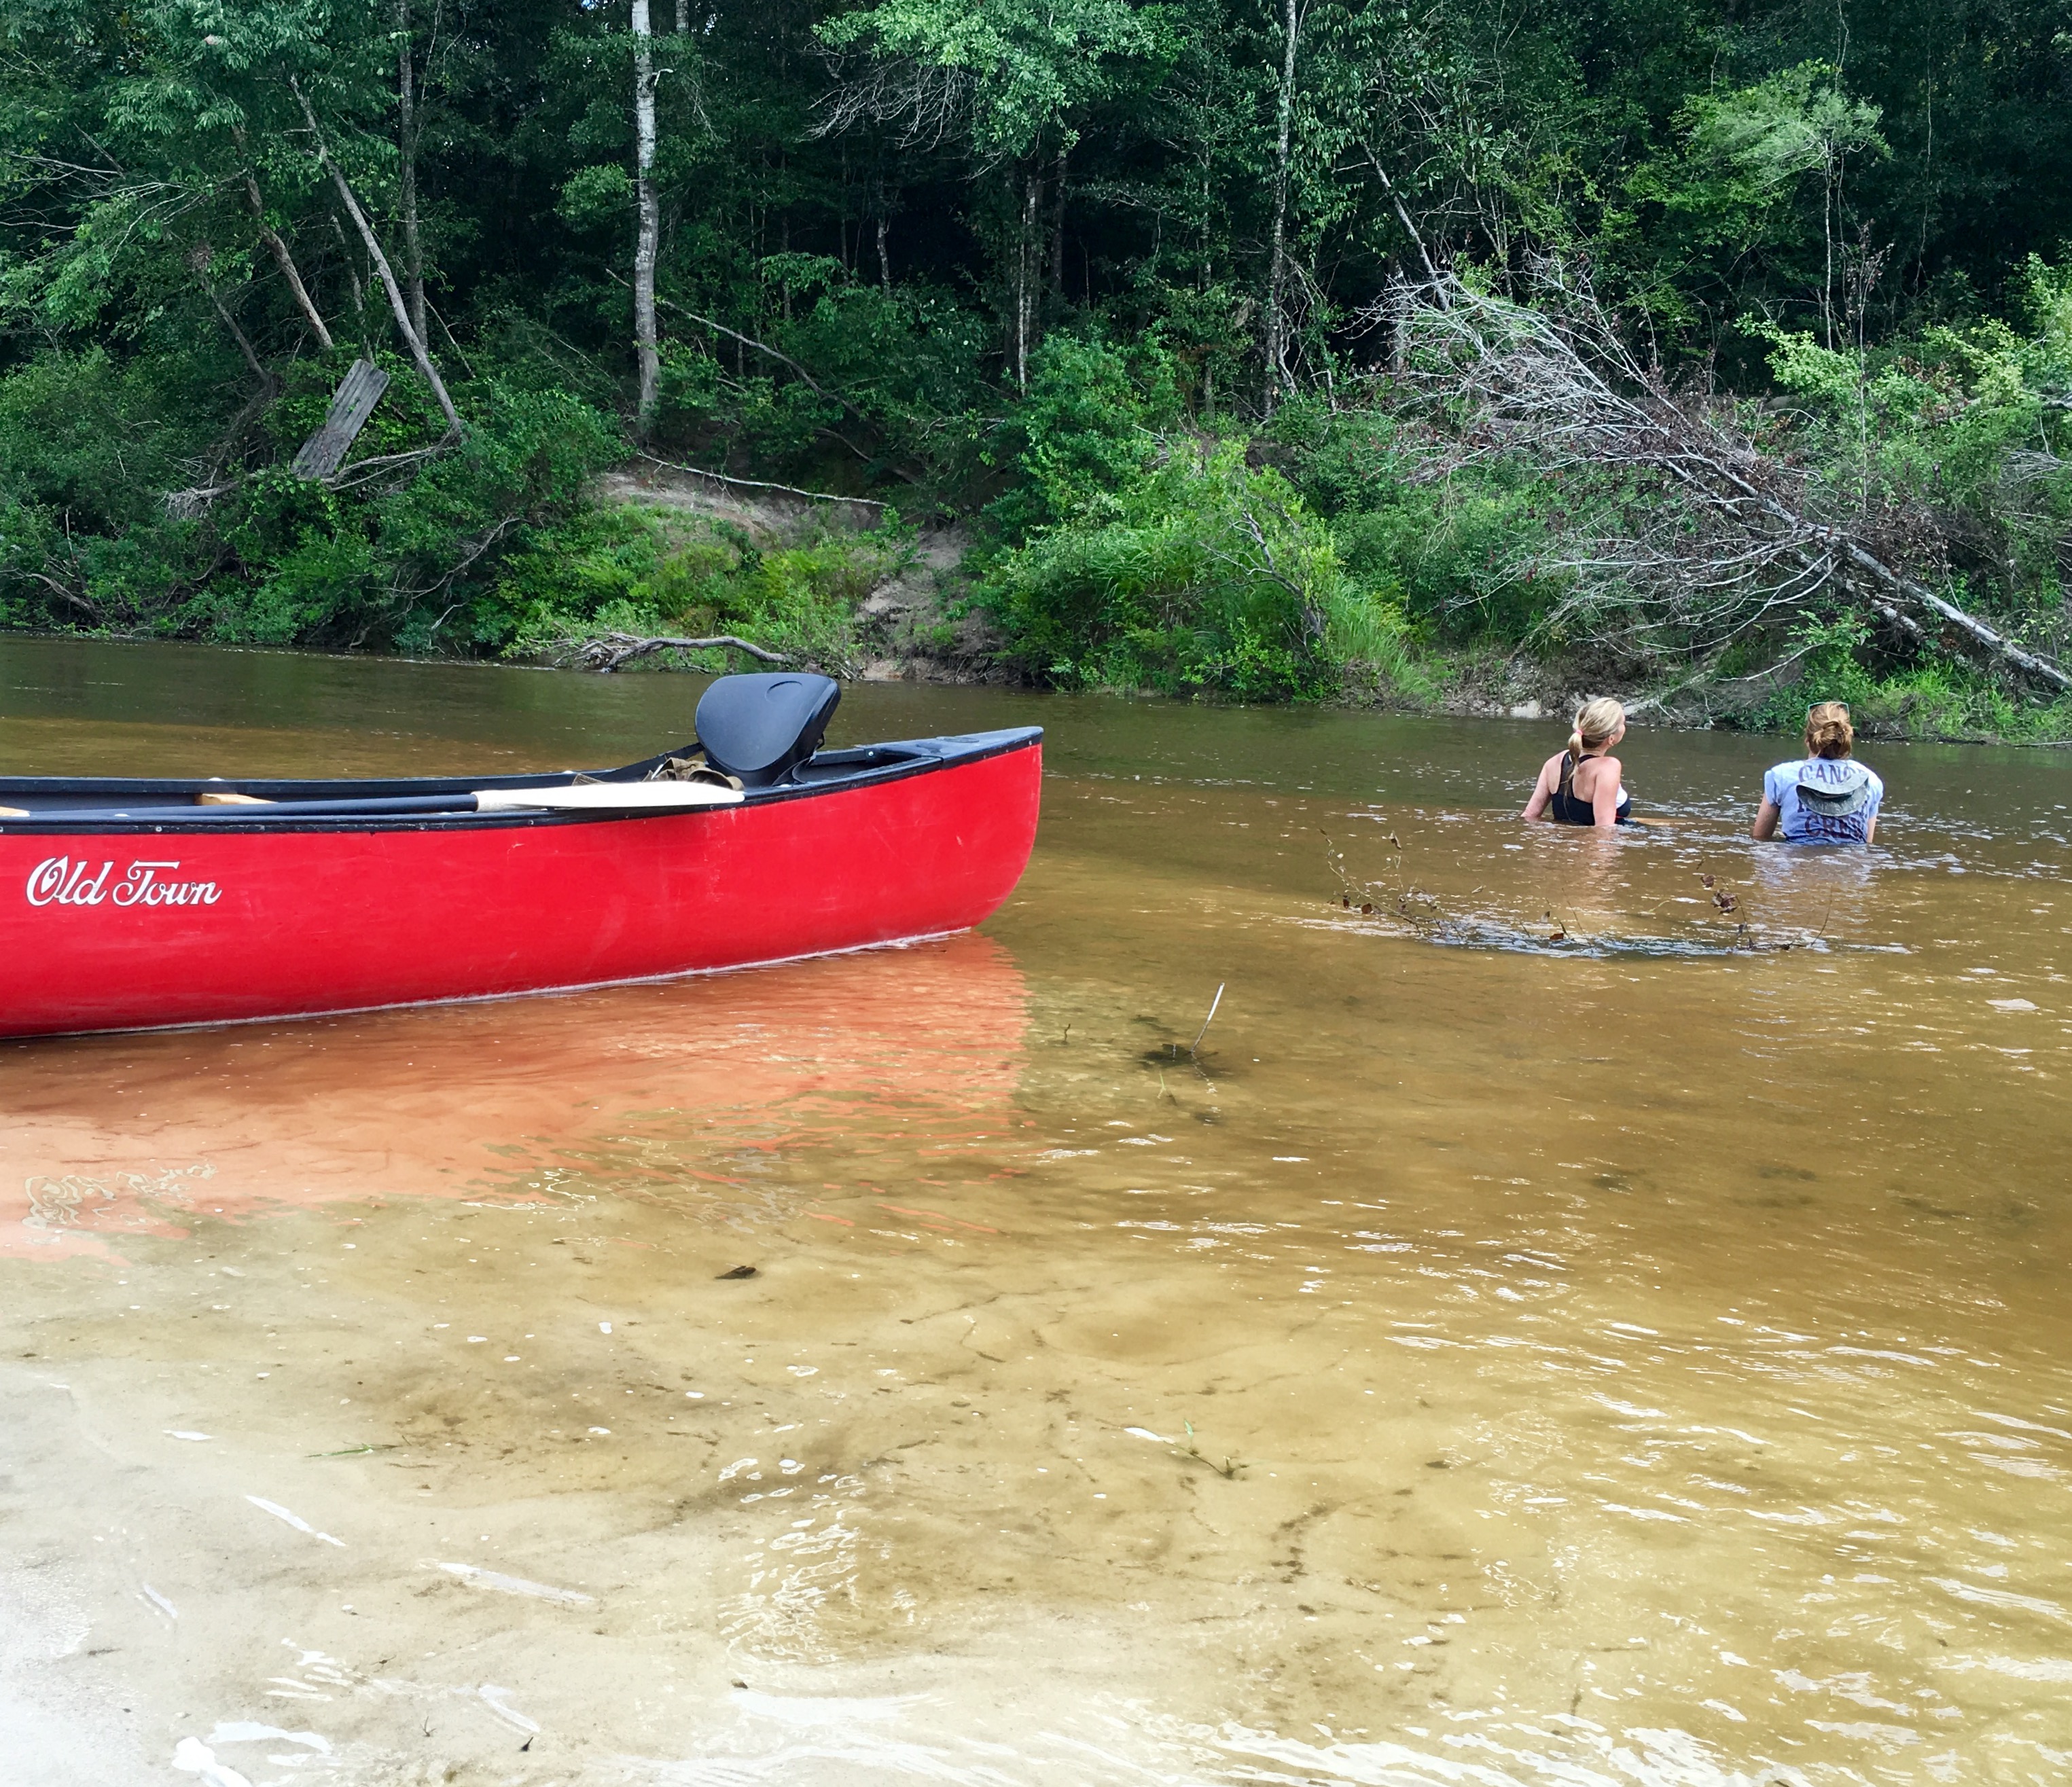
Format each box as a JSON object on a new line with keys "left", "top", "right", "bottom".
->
{"left": 2, "top": 0, "right": 2070, "bottom": 734}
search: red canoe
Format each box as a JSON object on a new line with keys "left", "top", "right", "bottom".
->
{"left": 0, "top": 672, "right": 1042, "bottom": 1039}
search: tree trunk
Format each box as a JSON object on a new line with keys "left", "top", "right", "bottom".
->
{"left": 1263, "top": 0, "right": 1298, "bottom": 415}
{"left": 1362, "top": 146, "right": 1439, "bottom": 283}
{"left": 396, "top": 0, "right": 426, "bottom": 346}
{"left": 243, "top": 175, "right": 334, "bottom": 350}
{"left": 293, "top": 80, "right": 462, "bottom": 435}
{"left": 675, "top": 0, "right": 689, "bottom": 31}
{"left": 632, "top": 0, "right": 661, "bottom": 433}
{"left": 327, "top": 213, "right": 368, "bottom": 325}
{"left": 1014, "top": 166, "right": 1038, "bottom": 389}
{"left": 876, "top": 210, "right": 891, "bottom": 289}
{"left": 1821, "top": 154, "right": 1835, "bottom": 349}
{"left": 327, "top": 212, "right": 367, "bottom": 323}
{"left": 1050, "top": 141, "right": 1068, "bottom": 295}
{"left": 209, "top": 289, "right": 271, "bottom": 387}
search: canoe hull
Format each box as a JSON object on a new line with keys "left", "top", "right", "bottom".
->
{"left": 0, "top": 735, "right": 1041, "bottom": 1039}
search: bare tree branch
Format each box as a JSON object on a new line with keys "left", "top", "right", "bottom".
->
{"left": 207, "top": 285, "right": 273, "bottom": 388}
{"left": 1382, "top": 266, "right": 2072, "bottom": 695}
{"left": 812, "top": 54, "right": 973, "bottom": 153}
{"left": 620, "top": 275, "right": 831, "bottom": 397}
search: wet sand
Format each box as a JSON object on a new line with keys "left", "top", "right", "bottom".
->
{"left": 3, "top": 638, "right": 2070, "bottom": 1784}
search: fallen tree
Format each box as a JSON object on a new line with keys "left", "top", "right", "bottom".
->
{"left": 569, "top": 631, "right": 789, "bottom": 672}
{"left": 1382, "top": 266, "right": 2071, "bottom": 696}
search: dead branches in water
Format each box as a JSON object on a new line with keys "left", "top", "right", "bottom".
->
{"left": 570, "top": 632, "right": 790, "bottom": 672}
{"left": 1321, "top": 826, "right": 1446, "bottom": 934}
{"left": 1384, "top": 266, "right": 2071, "bottom": 695}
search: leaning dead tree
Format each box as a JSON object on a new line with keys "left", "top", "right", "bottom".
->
{"left": 571, "top": 631, "right": 789, "bottom": 672}
{"left": 292, "top": 79, "right": 463, "bottom": 438}
{"left": 1384, "top": 267, "right": 2072, "bottom": 695}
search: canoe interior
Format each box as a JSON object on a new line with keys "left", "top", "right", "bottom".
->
{"left": 0, "top": 728, "right": 1041, "bottom": 827}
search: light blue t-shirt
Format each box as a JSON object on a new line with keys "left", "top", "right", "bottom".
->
{"left": 1764, "top": 756, "right": 1883, "bottom": 844}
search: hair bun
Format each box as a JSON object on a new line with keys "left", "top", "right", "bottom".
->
{"left": 1804, "top": 701, "right": 1855, "bottom": 759}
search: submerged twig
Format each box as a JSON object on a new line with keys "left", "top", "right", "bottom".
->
{"left": 1173, "top": 1419, "right": 1243, "bottom": 1479}
{"left": 1321, "top": 825, "right": 1446, "bottom": 934}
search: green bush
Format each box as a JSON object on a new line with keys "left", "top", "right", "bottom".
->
{"left": 497, "top": 503, "right": 911, "bottom": 672}
{"left": 983, "top": 436, "right": 1423, "bottom": 702}
{"left": 1275, "top": 399, "right": 1562, "bottom": 645}
{"left": 0, "top": 348, "right": 216, "bottom": 630}
{"left": 982, "top": 336, "right": 1170, "bottom": 543}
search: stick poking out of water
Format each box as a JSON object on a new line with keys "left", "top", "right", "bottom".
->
{"left": 1191, "top": 983, "right": 1226, "bottom": 1056}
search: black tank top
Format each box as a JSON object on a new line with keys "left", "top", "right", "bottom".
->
{"left": 1550, "top": 753, "right": 1632, "bottom": 826}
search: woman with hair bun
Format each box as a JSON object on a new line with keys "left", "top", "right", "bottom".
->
{"left": 1522, "top": 698, "right": 1632, "bottom": 829}
{"left": 1752, "top": 702, "right": 1882, "bottom": 844}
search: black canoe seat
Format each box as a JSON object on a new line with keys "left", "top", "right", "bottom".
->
{"left": 695, "top": 671, "right": 840, "bottom": 789}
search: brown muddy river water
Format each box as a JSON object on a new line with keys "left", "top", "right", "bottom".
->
{"left": 2, "top": 636, "right": 2069, "bottom": 1787}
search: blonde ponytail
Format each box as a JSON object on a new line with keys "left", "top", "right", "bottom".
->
{"left": 1567, "top": 698, "right": 1626, "bottom": 764}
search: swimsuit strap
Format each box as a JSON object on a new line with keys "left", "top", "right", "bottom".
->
{"left": 1566, "top": 751, "right": 1611, "bottom": 789}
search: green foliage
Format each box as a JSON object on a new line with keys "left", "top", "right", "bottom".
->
{"left": 0, "top": 348, "right": 213, "bottom": 628}
{"left": 983, "top": 435, "right": 1423, "bottom": 702}
{"left": 1274, "top": 400, "right": 1560, "bottom": 645}
{"left": 984, "top": 336, "right": 1164, "bottom": 541}
{"left": 1741, "top": 611, "right": 2072, "bottom": 742}
{"left": 1749, "top": 257, "right": 2072, "bottom": 623}
{"left": 558, "top": 164, "right": 635, "bottom": 232}
{"left": 496, "top": 505, "right": 911, "bottom": 674}
{"left": 0, "top": 347, "right": 624, "bottom": 648}
{"left": 817, "top": 0, "right": 1167, "bottom": 160}
{"left": 1679, "top": 63, "right": 1883, "bottom": 210}
{"left": 1622, "top": 62, "right": 1885, "bottom": 327}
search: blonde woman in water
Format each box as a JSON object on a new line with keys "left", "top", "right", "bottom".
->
{"left": 1522, "top": 698, "right": 1632, "bottom": 829}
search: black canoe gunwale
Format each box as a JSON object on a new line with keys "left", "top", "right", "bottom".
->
{"left": 0, "top": 725, "right": 1043, "bottom": 835}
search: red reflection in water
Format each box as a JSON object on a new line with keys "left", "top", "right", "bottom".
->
{"left": 0, "top": 934, "right": 1028, "bottom": 1257}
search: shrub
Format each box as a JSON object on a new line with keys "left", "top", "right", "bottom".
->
{"left": 497, "top": 504, "right": 911, "bottom": 673}
{"left": 983, "top": 436, "right": 1423, "bottom": 702}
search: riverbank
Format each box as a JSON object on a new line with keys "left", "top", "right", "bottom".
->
{"left": 567, "top": 464, "right": 2072, "bottom": 748}
{"left": 6, "top": 454, "right": 2068, "bottom": 749}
